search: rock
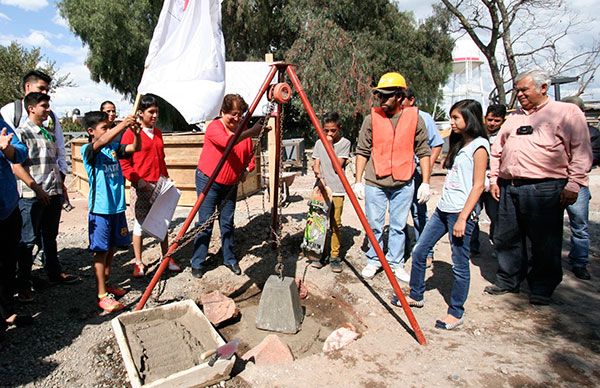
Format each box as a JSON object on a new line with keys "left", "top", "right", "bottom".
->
{"left": 242, "top": 334, "right": 294, "bottom": 366}
{"left": 295, "top": 278, "right": 308, "bottom": 299}
{"left": 199, "top": 291, "right": 240, "bottom": 325}
{"left": 450, "top": 374, "right": 460, "bottom": 381}
{"left": 322, "top": 327, "right": 360, "bottom": 353}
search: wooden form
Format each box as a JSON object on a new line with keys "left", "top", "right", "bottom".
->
{"left": 70, "top": 133, "right": 262, "bottom": 206}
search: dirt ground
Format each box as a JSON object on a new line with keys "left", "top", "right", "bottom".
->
{"left": 1, "top": 163, "right": 599, "bottom": 387}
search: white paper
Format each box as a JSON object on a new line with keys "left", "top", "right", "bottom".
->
{"left": 142, "top": 179, "right": 181, "bottom": 241}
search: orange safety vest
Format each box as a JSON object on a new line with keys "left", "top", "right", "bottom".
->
{"left": 371, "top": 106, "right": 418, "bottom": 181}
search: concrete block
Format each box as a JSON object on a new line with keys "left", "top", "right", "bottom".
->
{"left": 242, "top": 334, "right": 294, "bottom": 366}
{"left": 200, "top": 291, "right": 240, "bottom": 325}
{"left": 256, "top": 275, "right": 304, "bottom": 334}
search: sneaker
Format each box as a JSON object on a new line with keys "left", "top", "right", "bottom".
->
{"left": 17, "top": 289, "right": 34, "bottom": 303}
{"left": 330, "top": 257, "right": 342, "bottom": 273}
{"left": 572, "top": 267, "right": 591, "bottom": 280}
{"left": 132, "top": 263, "right": 145, "bottom": 278}
{"left": 394, "top": 266, "right": 410, "bottom": 283}
{"left": 106, "top": 285, "right": 128, "bottom": 298}
{"left": 98, "top": 294, "right": 125, "bottom": 313}
{"left": 361, "top": 263, "right": 380, "bottom": 279}
{"left": 167, "top": 258, "right": 182, "bottom": 272}
{"left": 49, "top": 273, "right": 80, "bottom": 285}
{"left": 484, "top": 284, "right": 519, "bottom": 295}
{"left": 310, "top": 260, "right": 324, "bottom": 269}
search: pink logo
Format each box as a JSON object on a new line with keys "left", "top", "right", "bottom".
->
{"left": 183, "top": 0, "right": 189, "bottom": 11}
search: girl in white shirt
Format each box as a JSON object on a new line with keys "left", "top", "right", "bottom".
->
{"left": 393, "top": 99, "right": 489, "bottom": 330}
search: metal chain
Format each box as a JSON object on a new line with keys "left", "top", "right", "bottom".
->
{"left": 273, "top": 101, "right": 286, "bottom": 279}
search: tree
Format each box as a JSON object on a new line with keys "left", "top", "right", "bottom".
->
{"left": 59, "top": 0, "right": 453, "bottom": 138}
{"left": 0, "top": 42, "right": 73, "bottom": 106}
{"left": 438, "top": 0, "right": 600, "bottom": 106}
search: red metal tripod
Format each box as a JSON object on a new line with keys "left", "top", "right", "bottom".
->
{"left": 134, "top": 63, "right": 427, "bottom": 346}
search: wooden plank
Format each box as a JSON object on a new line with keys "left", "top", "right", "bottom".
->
{"left": 71, "top": 134, "right": 262, "bottom": 206}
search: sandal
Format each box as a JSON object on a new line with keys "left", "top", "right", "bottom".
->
{"left": 391, "top": 295, "right": 424, "bottom": 308}
{"left": 435, "top": 317, "right": 464, "bottom": 330}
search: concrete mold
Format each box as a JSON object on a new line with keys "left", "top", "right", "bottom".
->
{"left": 111, "top": 300, "right": 234, "bottom": 387}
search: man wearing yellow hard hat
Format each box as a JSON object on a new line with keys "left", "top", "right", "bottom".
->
{"left": 353, "top": 72, "right": 432, "bottom": 281}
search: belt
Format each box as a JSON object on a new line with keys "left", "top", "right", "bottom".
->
{"left": 500, "top": 177, "right": 565, "bottom": 187}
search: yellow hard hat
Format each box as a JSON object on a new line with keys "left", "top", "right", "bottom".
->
{"left": 374, "top": 72, "right": 407, "bottom": 91}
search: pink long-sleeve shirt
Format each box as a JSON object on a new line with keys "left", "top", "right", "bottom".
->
{"left": 489, "top": 99, "right": 592, "bottom": 193}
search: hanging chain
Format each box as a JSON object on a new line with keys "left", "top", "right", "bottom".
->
{"left": 272, "top": 101, "right": 286, "bottom": 279}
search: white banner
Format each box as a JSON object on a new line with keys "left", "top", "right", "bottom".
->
{"left": 138, "top": 0, "right": 225, "bottom": 123}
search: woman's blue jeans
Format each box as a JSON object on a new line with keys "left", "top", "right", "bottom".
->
{"left": 190, "top": 171, "right": 237, "bottom": 269}
{"left": 409, "top": 208, "right": 475, "bottom": 319}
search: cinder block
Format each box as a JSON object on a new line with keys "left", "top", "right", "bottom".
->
{"left": 256, "top": 275, "right": 304, "bottom": 334}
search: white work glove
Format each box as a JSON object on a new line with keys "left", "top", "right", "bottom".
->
{"left": 416, "top": 183, "right": 430, "bottom": 204}
{"left": 352, "top": 182, "right": 365, "bottom": 200}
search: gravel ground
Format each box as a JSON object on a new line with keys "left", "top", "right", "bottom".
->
{"left": 1, "top": 166, "right": 600, "bottom": 387}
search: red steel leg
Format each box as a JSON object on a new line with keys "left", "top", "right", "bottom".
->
{"left": 286, "top": 65, "right": 427, "bottom": 345}
{"left": 134, "top": 66, "right": 279, "bottom": 311}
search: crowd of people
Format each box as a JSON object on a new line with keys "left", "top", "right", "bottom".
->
{"left": 0, "top": 67, "right": 597, "bottom": 338}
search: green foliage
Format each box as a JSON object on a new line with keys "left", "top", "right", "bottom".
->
{"left": 58, "top": 0, "right": 453, "bottom": 142}
{"left": 60, "top": 118, "right": 84, "bottom": 132}
{"left": 58, "top": 0, "right": 162, "bottom": 99}
{"left": 0, "top": 42, "right": 73, "bottom": 106}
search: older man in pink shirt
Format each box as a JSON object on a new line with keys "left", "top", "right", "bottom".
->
{"left": 484, "top": 69, "right": 592, "bottom": 305}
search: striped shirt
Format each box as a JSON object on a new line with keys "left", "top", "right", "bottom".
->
{"left": 16, "top": 119, "right": 63, "bottom": 198}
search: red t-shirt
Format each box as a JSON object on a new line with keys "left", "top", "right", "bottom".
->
{"left": 120, "top": 128, "right": 168, "bottom": 184}
{"left": 198, "top": 119, "right": 255, "bottom": 185}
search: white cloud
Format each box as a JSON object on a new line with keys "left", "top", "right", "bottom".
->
{"left": 51, "top": 57, "right": 131, "bottom": 118}
{"left": 52, "top": 10, "right": 69, "bottom": 29}
{"left": 0, "top": 0, "right": 49, "bottom": 12}
{"left": 0, "top": 31, "right": 52, "bottom": 47}
{"left": 0, "top": 12, "right": 11, "bottom": 21}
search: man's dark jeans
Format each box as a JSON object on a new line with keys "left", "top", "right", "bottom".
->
{"left": 471, "top": 191, "right": 499, "bottom": 252}
{"left": 0, "top": 207, "right": 21, "bottom": 321}
{"left": 17, "top": 195, "right": 63, "bottom": 290}
{"left": 494, "top": 178, "right": 566, "bottom": 297}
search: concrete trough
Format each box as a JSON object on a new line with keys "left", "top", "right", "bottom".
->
{"left": 111, "top": 300, "right": 234, "bottom": 388}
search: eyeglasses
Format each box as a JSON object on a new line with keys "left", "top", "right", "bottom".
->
{"left": 374, "top": 91, "right": 396, "bottom": 99}
{"left": 225, "top": 111, "right": 243, "bottom": 118}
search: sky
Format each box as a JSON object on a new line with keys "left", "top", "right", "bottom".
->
{"left": 0, "top": 0, "right": 597, "bottom": 118}
{"left": 0, "top": 0, "right": 132, "bottom": 117}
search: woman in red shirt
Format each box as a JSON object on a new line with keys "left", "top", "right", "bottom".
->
{"left": 120, "top": 95, "right": 181, "bottom": 277}
{"left": 190, "top": 94, "right": 264, "bottom": 278}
